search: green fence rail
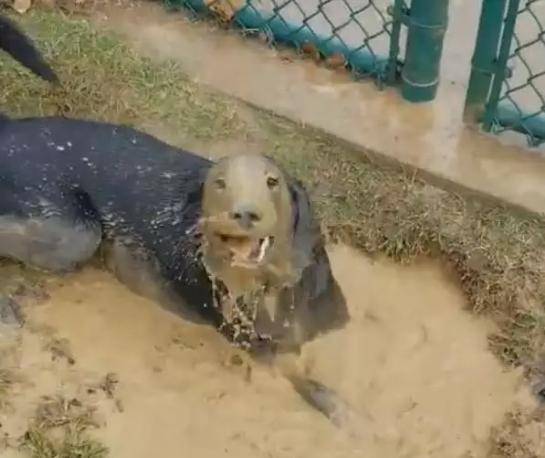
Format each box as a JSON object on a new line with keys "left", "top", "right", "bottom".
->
{"left": 465, "top": 0, "right": 545, "bottom": 146}
{"left": 165, "top": 0, "right": 449, "bottom": 102}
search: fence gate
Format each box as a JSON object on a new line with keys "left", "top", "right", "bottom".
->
{"left": 465, "top": 0, "right": 545, "bottom": 146}
{"left": 166, "top": 0, "right": 449, "bottom": 102}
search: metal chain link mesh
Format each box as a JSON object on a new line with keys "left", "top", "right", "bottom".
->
{"left": 167, "top": 0, "right": 402, "bottom": 81}
{"left": 493, "top": 0, "right": 545, "bottom": 145}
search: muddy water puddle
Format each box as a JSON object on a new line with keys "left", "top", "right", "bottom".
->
{"left": 0, "top": 245, "right": 533, "bottom": 457}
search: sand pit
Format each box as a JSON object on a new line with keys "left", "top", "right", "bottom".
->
{"left": 0, "top": 245, "right": 534, "bottom": 457}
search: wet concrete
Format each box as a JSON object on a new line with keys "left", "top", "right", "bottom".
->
{"left": 96, "top": 0, "right": 545, "bottom": 214}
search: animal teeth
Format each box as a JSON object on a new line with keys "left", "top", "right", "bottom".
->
{"left": 256, "top": 236, "right": 271, "bottom": 263}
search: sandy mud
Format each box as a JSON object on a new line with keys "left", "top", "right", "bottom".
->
{"left": 0, "top": 245, "right": 535, "bottom": 457}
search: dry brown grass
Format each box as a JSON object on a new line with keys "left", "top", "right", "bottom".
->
{"left": 21, "top": 396, "right": 107, "bottom": 458}
{"left": 262, "top": 119, "right": 545, "bottom": 377}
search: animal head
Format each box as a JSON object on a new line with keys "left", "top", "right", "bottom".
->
{"left": 200, "top": 154, "right": 348, "bottom": 353}
{"left": 201, "top": 154, "right": 294, "bottom": 285}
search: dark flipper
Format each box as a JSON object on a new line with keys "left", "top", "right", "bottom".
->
{"left": 0, "top": 15, "right": 58, "bottom": 83}
{"left": 287, "top": 374, "right": 370, "bottom": 438}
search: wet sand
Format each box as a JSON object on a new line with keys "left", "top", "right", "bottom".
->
{"left": 0, "top": 245, "right": 534, "bottom": 457}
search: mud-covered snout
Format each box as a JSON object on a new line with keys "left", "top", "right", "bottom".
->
{"left": 230, "top": 204, "right": 263, "bottom": 230}
{"left": 201, "top": 204, "right": 277, "bottom": 268}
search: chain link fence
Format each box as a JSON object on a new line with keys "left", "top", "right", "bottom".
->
{"left": 164, "top": 0, "right": 545, "bottom": 147}
{"left": 166, "top": 0, "right": 407, "bottom": 84}
{"left": 466, "top": 0, "right": 545, "bottom": 146}
{"left": 166, "top": 0, "right": 449, "bottom": 101}
{"left": 498, "top": 0, "right": 545, "bottom": 145}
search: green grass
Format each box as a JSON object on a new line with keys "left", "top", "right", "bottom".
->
{"left": 1, "top": 6, "right": 545, "bottom": 456}
{"left": 20, "top": 396, "right": 107, "bottom": 458}
{"left": 22, "top": 428, "right": 107, "bottom": 458}
{"left": 0, "top": 8, "right": 244, "bottom": 140}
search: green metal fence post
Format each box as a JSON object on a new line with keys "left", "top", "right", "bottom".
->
{"left": 482, "top": 0, "right": 520, "bottom": 131}
{"left": 401, "top": 0, "right": 449, "bottom": 103}
{"left": 463, "top": 0, "right": 508, "bottom": 124}
{"left": 386, "top": 0, "right": 407, "bottom": 84}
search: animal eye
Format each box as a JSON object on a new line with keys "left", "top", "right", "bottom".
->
{"left": 266, "top": 176, "right": 279, "bottom": 189}
{"left": 215, "top": 178, "right": 226, "bottom": 190}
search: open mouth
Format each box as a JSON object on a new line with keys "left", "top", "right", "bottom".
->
{"left": 215, "top": 233, "right": 275, "bottom": 266}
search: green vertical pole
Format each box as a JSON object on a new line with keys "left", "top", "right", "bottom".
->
{"left": 463, "top": 0, "right": 508, "bottom": 124}
{"left": 386, "top": 0, "right": 406, "bottom": 84}
{"left": 401, "top": 0, "right": 449, "bottom": 103}
{"left": 482, "top": 0, "right": 519, "bottom": 131}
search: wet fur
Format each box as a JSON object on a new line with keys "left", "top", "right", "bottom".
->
{"left": 0, "top": 15, "right": 347, "bottom": 352}
{"left": 0, "top": 116, "right": 348, "bottom": 353}
{"left": 200, "top": 155, "right": 296, "bottom": 294}
{"left": 201, "top": 155, "right": 349, "bottom": 350}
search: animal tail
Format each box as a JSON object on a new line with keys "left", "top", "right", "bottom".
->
{"left": 0, "top": 14, "right": 59, "bottom": 83}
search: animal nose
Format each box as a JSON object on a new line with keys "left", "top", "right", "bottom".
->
{"left": 231, "top": 208, "right": 262, "bottom": 228}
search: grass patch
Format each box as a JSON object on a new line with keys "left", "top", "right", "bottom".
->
{"left": 22, "top": 428, "right": 107, "bottom": 458}
{"left": 20, "top": 396, "right": 107, "bottom": 458}
{"left": 0, "top": 7, "right": 244, "bottom": 140}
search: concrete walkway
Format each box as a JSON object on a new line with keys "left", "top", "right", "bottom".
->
{"left": 98, "top": 1, "right": 545, "bottom": 215}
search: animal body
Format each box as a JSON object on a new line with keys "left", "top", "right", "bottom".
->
{"left": 0, "top": 12, "right": 353, "bottom": 425}
{"left": 0, "top": 15, "right": 348, "bottom": 354}
{"left": 0, "top": 116, "right": 348, "bottom": 353}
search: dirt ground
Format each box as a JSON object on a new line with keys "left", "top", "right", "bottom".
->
{"left": 1, "top": 3, "right": 545, "bottom": 458}
{"left": 0, "top": 247, "right": 538, "bottom": 458}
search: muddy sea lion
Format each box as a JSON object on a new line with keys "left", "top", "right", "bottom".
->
{"left": 0, "top": 116, "right": 348, "bottom": 353}
{"left": 0, "top": 13, "right": 348, "bottom": 352}
{"left": 0, "top": 19, "right": 353, "bottom": 425}
{"left": 0, "top": 117, "right": 353, "bottom": 426}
